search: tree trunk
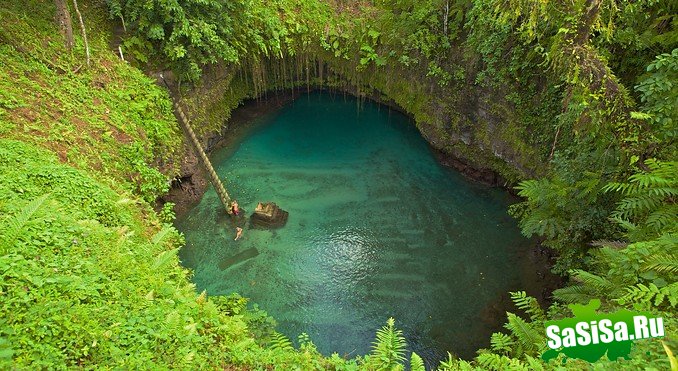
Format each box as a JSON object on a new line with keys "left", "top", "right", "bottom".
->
{"left": 71, "top": 0, "right": 89, "bottom": 66}
{"left": 54, "top": 0, "right": 74, "bottom": 50}
{"left": 443, "top": 0, "right": 450, "bottom": 35}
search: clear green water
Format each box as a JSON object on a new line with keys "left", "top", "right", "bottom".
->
{"left": 178, "top": 92, "right": 535, "bottom": 366}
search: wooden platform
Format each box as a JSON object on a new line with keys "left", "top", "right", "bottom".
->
{"left": 250, "top": 202, "right": 288, "bottom": 228}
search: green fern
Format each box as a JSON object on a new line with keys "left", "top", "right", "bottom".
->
{"left": 0, "top": 193, "right": 49, "bottom": 251}
{"left": 523, "top": 355, "right": 545, "bottom": 370}
{"left": 151, "top": 225, "right": 173, "bottom": 245}
{"left": 151, "top": 248, "right": 179, "bottom": 270}
{"left": 476, "top": 352, "right": 509, "bottom": 370}
{"left": 490, "top": 332, "right": 514, "bottom": 354}
{"left": 437, "top": 352, "right": 468, "bottom": 371}
{"left": 476, "top": 352, "right": 529, "bottom": 370}
{"left": 270, "top": 332, "right": 294, "bottom": 351}
{"left": 369, "top": 317, "right": 406, "bottom": 370}
{"left": 570, "top": 269, "right": 614, "bottom": 292}
{"left": 513, "top": 179, "right": 567, "bottom": 239}
{"left": 503, "top": 313, "right": 543, "bottom": 356}
{"left": 510, "top": 291, "right": 545, "bottom": 322}
{"left": 552, "top": 268, "right": 629, "bottom": 304}
{"left": 644, "top": 252, "right": 678, "bottom": 275}
{"left": 593, "top": 245, "right": 625, "bottom": 266}
{"left": 618, "top": 282, "right": 678, "bottom": 309}
{"left": 604, "top": 160, "right": 677, "bottom": 239}
{"left": 410, "top": 352, "right": 425, "bottom": 371}
{"left": 552, "top": 284, "right": 597, "bottom": 303}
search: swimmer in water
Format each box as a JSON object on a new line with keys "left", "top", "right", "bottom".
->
{"left": 231, "top": 200, "right": 240, "bottom": 216}
{"left": 234, "top": 227, "right": 243, "bottom": 241}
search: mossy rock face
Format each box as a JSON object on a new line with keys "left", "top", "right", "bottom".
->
{"left": 181, "top": 61, "right": 546, "bottom": 187}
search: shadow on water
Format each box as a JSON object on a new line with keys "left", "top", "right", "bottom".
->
{"left": 177, "top": 91, "right": 554, "bottom": 367}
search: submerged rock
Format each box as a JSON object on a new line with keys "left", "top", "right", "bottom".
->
{"left": 250, "top": 202, "right": 288, "bottom": 228}
{"left": 218, "top": 247, "right": 259, "bottom": 271}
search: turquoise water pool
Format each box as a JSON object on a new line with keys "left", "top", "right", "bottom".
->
{"left": 177, "top": 92, "right": 536, "bottom": 366}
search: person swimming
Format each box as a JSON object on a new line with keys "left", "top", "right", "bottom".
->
{"left": 231, "top": 200, "right": 240, "bottom": 216}
{"left": 234, "top": 227, "right": 243, "bottom": 241}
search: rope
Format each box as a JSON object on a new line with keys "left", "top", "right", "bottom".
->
{"left": 160, "top": 74, "right": 232, "bottom": 214}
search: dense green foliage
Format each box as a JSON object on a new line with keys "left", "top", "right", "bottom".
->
{"left": 107, "top": 0, "right": 244, "bottom": 81}
{"left": 0, "top": 2, "right": 333, "bottom": 368}
{"left": 1, "top": 0, "right": 676, "bottom": 369}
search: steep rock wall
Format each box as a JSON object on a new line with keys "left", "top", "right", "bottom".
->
{"left": 165, "top": 46, "right": 559, "bottom": 206}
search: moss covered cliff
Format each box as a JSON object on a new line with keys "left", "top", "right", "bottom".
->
{"left": 1, "top": 0, "right": 675, "bottom": 369}
{"left": 0, "top": 2, "right": 341, "bottom": 368}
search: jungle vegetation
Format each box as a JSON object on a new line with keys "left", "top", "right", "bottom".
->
{"left": 0, "top": 0, "right": 676, "bottom": 369}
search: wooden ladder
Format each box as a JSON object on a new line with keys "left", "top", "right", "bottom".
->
{"left": 173, "top": 102, "right": 232, "bottom": 214}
